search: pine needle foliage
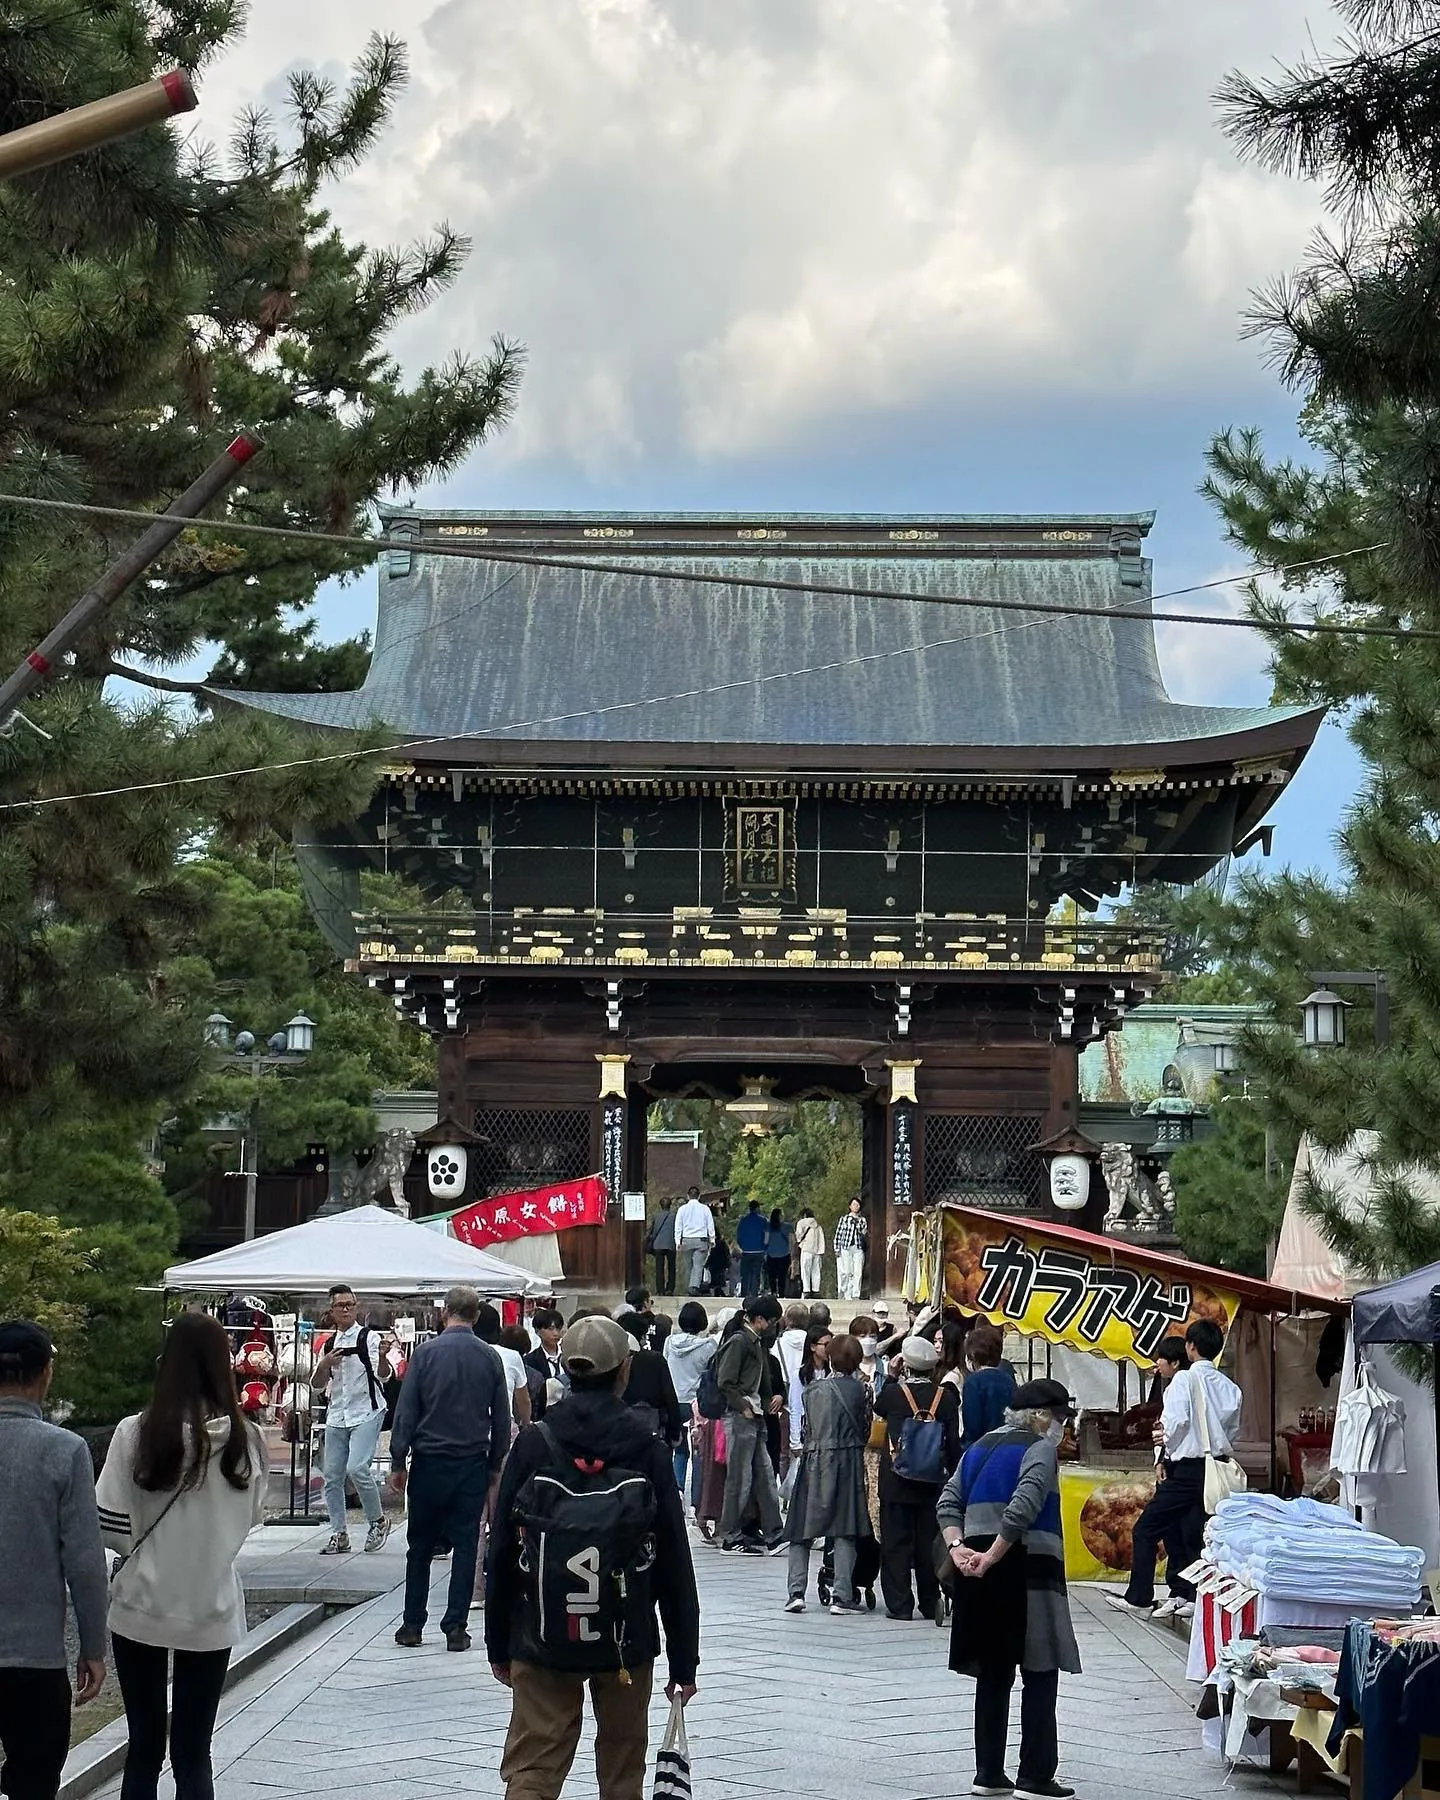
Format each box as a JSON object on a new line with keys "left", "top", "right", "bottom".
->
{"left": 1180, "top": 0, "right": 1440, "bottom": 1286}
{"left": 0, "top": 3, "right": 520, "bottom": 1125}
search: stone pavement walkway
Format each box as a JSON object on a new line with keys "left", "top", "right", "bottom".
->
{"left": 94, "top": 1522, "right": 1289, "bottom": 1800}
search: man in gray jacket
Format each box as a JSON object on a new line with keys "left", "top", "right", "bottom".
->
{"left": 0, "top": 1319, "right": 109, "bottom": 1800}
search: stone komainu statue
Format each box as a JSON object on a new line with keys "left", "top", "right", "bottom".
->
{"left": 1099, "top": 1140, "right": 1174, "bottom": 1234}
{"left": 330, "top": 1127, "right": 417, "bottom": 1216}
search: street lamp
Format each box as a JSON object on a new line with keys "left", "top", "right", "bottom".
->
{"left": 214, "top": 1017, "right": 317, "bottom": 1240}
{"left": 1302, "top": 970, "right": 1389, "bottom": 1050}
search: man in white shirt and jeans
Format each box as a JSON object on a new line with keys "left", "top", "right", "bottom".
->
{"left": 1107, "top": 1317, "right": 1242, "bottom": 1619}
{"left": 674, "top": 1186, "right": 716, "bottom": 1296}
{"left": 313, "top": 1284, "right": 390, "bottom": 1556}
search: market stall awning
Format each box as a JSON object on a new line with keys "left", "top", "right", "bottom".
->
{"left": 1351, "top": 1262, "right": 1440, "bottom": 1346}
{"left": 162, "top": 1205, "right": 548, "bottom": 1297}
{"left": 941, "top": 1203, "right": 1343, "bottom": 1313}
{"left": 920, "top": 1202, "right": 1342, "bottom": 1368}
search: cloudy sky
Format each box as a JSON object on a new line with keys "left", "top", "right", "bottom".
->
{"left": 202, "top": 0, "right": 1355, "bottom": 873}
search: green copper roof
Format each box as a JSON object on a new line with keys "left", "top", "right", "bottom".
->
{"left": 215, "top": 511, "right": 1321, "bottom": 769}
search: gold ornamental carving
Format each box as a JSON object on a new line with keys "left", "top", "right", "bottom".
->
{"left": 596, "top": 1053, "right": 631, "bottom": 1098}
{"left": 885, "top": 1059, "right": 921, "bottom": 1106}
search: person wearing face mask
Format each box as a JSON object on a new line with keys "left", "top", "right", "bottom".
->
{"left": 936, "top": 1379, "right": 1081, "bottom": 1800}
{"left": 850, "top": 1316, "right": 883, "bottom": 1391}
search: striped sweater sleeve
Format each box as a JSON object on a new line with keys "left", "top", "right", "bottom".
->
{"left": 95, "top": 1418, "right": 136, "bottom": 1554}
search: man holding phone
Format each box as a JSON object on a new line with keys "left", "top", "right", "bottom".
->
{"left": 312, "top": 1284, "right": 390, "bottom": 1556}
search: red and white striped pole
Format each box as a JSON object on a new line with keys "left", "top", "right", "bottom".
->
{"left": 0, "top": 434, "right": 261, "bottom": 730}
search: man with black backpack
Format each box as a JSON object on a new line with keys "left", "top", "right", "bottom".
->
{"left": 486, "top": 1316, "right": 700, "bottom": 1800}
{"left": 312, "top": 1284, "right": 391, "bottom": 1556}
{"left": 873, "top": 1335, "right": 961, "bottom": 1623}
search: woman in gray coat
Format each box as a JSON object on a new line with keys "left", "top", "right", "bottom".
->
{"left": 783, "top": 1334, "right": 873, "bottom": 1615}
{"left": 936, "top": 1378, "right": 1081, "bottom": 1800}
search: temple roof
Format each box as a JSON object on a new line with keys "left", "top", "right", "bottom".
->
{"left": 214, "top": 511, "right": 1323, "bottom": 773}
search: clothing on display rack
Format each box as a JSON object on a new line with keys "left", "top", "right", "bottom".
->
{"left": 1331, "top": 1359, "right": 1407, "bottom": 1512}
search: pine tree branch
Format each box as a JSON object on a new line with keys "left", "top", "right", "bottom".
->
{"left": 100, "top": 660, "right": 205, "bottom": 695}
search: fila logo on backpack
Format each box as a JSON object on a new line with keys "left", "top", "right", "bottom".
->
{"left": 565, "top": 1546, "right": 603, "bottom": 1643}
{"left": 512, "top": 1424, "right": 658, "bottom": 1672}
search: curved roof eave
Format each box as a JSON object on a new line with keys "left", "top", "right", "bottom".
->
{"left": 207, "top": 689, "right": 1325, "bottom": 776}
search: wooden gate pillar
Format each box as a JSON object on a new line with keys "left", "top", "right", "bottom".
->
{"left": 858, "top": 1095, "right": 885, "bottom": 1301}
{"left": 882, "top": 1059, "right": 920, "bottom": 1301}
{"left": 1043, "top": 1041, "right": 1081, "bottom": 1139}
{"left": 624, "top": 1084, "right": 649, "bottom": 1292}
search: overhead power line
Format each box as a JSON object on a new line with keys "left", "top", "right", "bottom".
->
{"left": 0, "top": 606, "right": 1068, "bottom": 813}
{"left": 0, "top": 490, "right": 1409, "bottom": 639}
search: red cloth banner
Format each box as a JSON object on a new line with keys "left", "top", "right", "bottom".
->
{"left": 450, "top": 1175, "right": 607, "bottom": 1249}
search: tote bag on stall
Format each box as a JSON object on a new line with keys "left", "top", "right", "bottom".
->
{"left": 1196, "top": 1379, "right": 1247, "bottom": 1514}
{"left": 653, "top": 1697, "right": 693, "bottom": 1800}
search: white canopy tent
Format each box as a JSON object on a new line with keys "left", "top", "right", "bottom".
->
{"left": 1273, "top": 1131, "right": 1440, "bottom": 1298}
{"left": 163, "top": 1205, "right": 547, "bottom": 1297}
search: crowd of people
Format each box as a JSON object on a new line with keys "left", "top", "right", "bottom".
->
{"left": 643, "top": 1186, "right": 865, "bottom": 1300}
{"left": 0, "top": 1277, "right": 1241, "bottom": 1800}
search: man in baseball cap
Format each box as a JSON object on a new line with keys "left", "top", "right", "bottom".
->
{"left": 559, "top": 1314, "right": 632, "bottom": 1380}
{"left": 871, "top": 1334, "right": 961, "bottom": 1623}
{"left": 486, "top": 1310, "right": 700, "bottom": 1800}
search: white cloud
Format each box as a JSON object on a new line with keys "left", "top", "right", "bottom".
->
{"left": 1154, "top": 570, "right": 1272, "bottom": 708}
{"left": 197, "top": 0, "right": 1333, "bottom": 469}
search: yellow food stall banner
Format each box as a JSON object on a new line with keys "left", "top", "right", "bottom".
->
{"left": 940, "top": 1209, "right": 1242, "bottom": 1369}
{"left": 1060, "top": 1467, "right": 1163, "bottom": 1582}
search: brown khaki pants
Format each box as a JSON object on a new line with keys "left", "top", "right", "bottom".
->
{"left": 500, "top": 1659, "right": 655, "bottom": 1800}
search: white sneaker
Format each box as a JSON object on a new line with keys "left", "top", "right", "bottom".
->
{"left": 783, "top": 1597, "right": 805, "bottom": 1614}
{"left": 1151, "top": 1597, "right": 1181, "bottom": 1620}
{"left": 1103, "top": 1592, "right": 1155, "bottom": 1618}
{"left": 319, "top": 1531, "right": 351, "bottom": 1556}
{"left": 363, "top": 1518, "right": 391, "bottom": 1553}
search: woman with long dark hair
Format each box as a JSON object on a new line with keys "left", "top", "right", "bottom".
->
{"left": 936, "top": 1320, "right": 970, "bottom": 1392}
{"left": 97, "top": 1310, "right": 266, "bottom": 1800}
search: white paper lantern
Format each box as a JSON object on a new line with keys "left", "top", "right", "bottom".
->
{"left": 1049, "top": 1152, "right": 1090, "bottom": 1212}
{"left": 427, "top": 1142, "right": 468, "bottom": 1199}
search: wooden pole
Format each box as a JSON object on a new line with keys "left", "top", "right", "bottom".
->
{"left": 0, "top": 433, "right": 260, "bottom": 729}
{"left": 0, "top": 71, "right": 197, "bottom": 181}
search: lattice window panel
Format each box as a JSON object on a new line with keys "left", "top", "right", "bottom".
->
{"left": 923, "top": 1113, "right": 1046, "bottom": 1213}
{"left": 472, "top": 1108, "right": 593, "bottom": 1196}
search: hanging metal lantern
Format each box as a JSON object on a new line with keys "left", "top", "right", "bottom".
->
{"left": 724, "top": 1075, "right": 793, "bottom": 1137}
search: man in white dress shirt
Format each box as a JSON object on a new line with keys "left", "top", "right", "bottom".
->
{"left": 674, "top": 1186, "right": 716, "bottom": 1295}
{"left": 1107, "top": 1317, "right": 1242, "bottom": 1620}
